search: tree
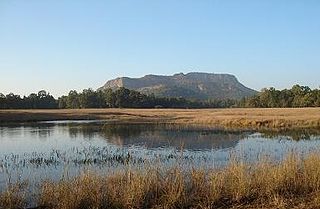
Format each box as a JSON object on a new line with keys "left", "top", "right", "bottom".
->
{"left": 0, "top": 93, "right": 6, "bottom": 108}
{"left": 26, "top": 93, "right": 38, "bottom": 108}
{"left": 278, "top": 89, "right": 293, "bottom": 107}
{"left": 5, "top": 93, "right": 23, "bottom": 109}
{"left": 67, "top": 90, "right": 80, "bottom": 108}
{"left": 314, "top": 89, "right": 320, "bottom": 106}
{"left": 291, "top": 85, "right": 311, "bottom": 107}
{"left": 101, "top": 88, "right": 115, "bottom": 108}
{"left": 36, "top": 90, "right": 56, "bottom": 109}
{"left": 58, "top": 96, "right": 68, "bottom": 109}
{"left": 115, "top": 87, "right": 131, "bottom": 108}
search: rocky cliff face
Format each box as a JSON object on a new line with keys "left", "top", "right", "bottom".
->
{"left": 99, "top": 72, "right": 257, "bottom": 100}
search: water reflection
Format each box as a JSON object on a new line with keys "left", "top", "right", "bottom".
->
{"left": 1, "top": 121, "right": 320, "bottom": 186}
{"left": 100, "top": 124, "right": 249, "bottom": 150}
{"left": 2, "top": 121, "right": 319, "bottom": 144}
{"left": 0, "top": 123, "right": 55, "bottom": 140}
{"left": 260, "top": 128, "right": 320, "bottom": 141}
{"left": 4, "top": 122, "right": 248, "bottom": 151}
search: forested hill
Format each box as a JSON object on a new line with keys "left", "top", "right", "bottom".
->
{"left": 99, "top": 72, "right": 257, "bottom": 100}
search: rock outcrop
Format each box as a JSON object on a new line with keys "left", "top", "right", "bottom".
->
{"left": 99, "top": 72, "right": 257, "bottom": 100}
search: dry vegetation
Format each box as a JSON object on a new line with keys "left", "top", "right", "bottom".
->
{"left": 2, "top": 153, "right": 320, "bottom": 209}
{"left": 1, "top": 108, "right": 320, "bottom": 130}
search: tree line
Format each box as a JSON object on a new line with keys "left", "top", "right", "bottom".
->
{"left": 0, "top": 90, "right": 57, "bottom": 109}
{"left": 0, "top": 85, "right": 319, "bottom": 109}
{"left": 239, "top": 85, "right": 320, "bottom": 108}
{"left": 0, "top": 88, "right": 234, "bottom": 109}
{"left": 57, "top": 87, "right": 236, "bottom": 109}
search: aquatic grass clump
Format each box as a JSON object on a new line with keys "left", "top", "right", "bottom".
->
{"left": 0, "top": 145, "right": 220, "bottom": 175}
{"left": 0, "top": 182, "right": 28, "bottom": 209}
{"left": 2, "top": 152, "right": 320, "bottom": 208}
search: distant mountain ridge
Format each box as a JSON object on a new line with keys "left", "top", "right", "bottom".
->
{"left": 99, "top": 72, "right": 257, "bottom": 100}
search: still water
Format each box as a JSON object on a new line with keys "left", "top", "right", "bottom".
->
{"left": 1, "top": 120, "right": 320, "bottom": 186}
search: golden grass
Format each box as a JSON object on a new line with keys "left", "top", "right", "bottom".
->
{"left": 1, "top": 108, "right": 320, "bottom": 130}
{"left": 3, "top": 153, "right": 320, "bottom": 208}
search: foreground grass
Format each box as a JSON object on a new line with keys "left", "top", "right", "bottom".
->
{"left": 1, "top": 108, "right": 320, "bottom": 130}
{"left": 2, "top": 153, "right": 320, "bottom": 208}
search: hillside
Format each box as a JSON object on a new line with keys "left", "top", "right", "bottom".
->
{"left": 99, "top": 72, "right": 257, "bottom": 100}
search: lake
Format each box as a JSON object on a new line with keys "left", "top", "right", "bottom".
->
{"left": 1, "top": 120, "right": 320, "bottom": 187}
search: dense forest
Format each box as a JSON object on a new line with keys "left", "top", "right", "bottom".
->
{"left": 0, "top": 85, "right": 319, "bottom": 109}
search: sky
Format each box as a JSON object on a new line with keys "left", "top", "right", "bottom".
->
{"left": 0, "top": 0, "right": 319, "bottom": 97}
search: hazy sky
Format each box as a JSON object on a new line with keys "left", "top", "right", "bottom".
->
{"left": 1, "top": 0, "right": 319, "bottom": 97}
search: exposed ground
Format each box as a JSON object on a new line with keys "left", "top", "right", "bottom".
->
{"left": 0, "top": 108, "right": 320, "bottom": 130}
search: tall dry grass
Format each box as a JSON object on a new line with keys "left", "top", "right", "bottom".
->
{"left": 2, "top": 153, "right": 320, "bottom": 208}
{"left": 1, "top": 108, "right": 320, "bottom": 130}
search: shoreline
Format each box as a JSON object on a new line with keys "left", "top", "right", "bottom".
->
{"left": 0, "top": 108, "right": 320, "bottom": 130}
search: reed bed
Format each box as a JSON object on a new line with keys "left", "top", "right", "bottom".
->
{"left": 2, "top": 152, "right": 320, "bottom": 208}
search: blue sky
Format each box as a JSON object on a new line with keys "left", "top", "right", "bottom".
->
{"left": 0, "top": 0, "right": 319, "bottom": 97}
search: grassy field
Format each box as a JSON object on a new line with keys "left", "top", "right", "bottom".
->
{"left": 2, "top": 152, "right": 320, "bottom": 209}
{"left": 1, "top": 108, "right": 320, "bottom": 129}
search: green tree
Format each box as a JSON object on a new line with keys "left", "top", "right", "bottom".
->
{"left": 79, "top": 88, "right": 96, "bottom": 108}
{"left": 115, "top": 87, "right": 131, "bottom": 108}
{"left": 102, "top": 88, "right": 116, "bottom": 108}
{"left": 36, "top": 90, "right": 57, "bottom": 108}
{"left": 314, "top": 89, "right": 320, "bottom": 107}
{"left": 58, "top": 96, "right": 68, "bottom": 108}
{"left": 67, "top": 90, "right": 80, "bottom": 108}
{"left": 0, "top": 93, "right": 6, "bottom": 108}
{"left": 5, "top": 93, "right": 23, "bottom": 109}
{"left": 292, "top": 85, "right": 310, "bottom": 107}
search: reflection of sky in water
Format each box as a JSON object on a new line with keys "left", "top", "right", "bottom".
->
{"left": 1, "top": 121, "right": 320, "bottom": 186}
